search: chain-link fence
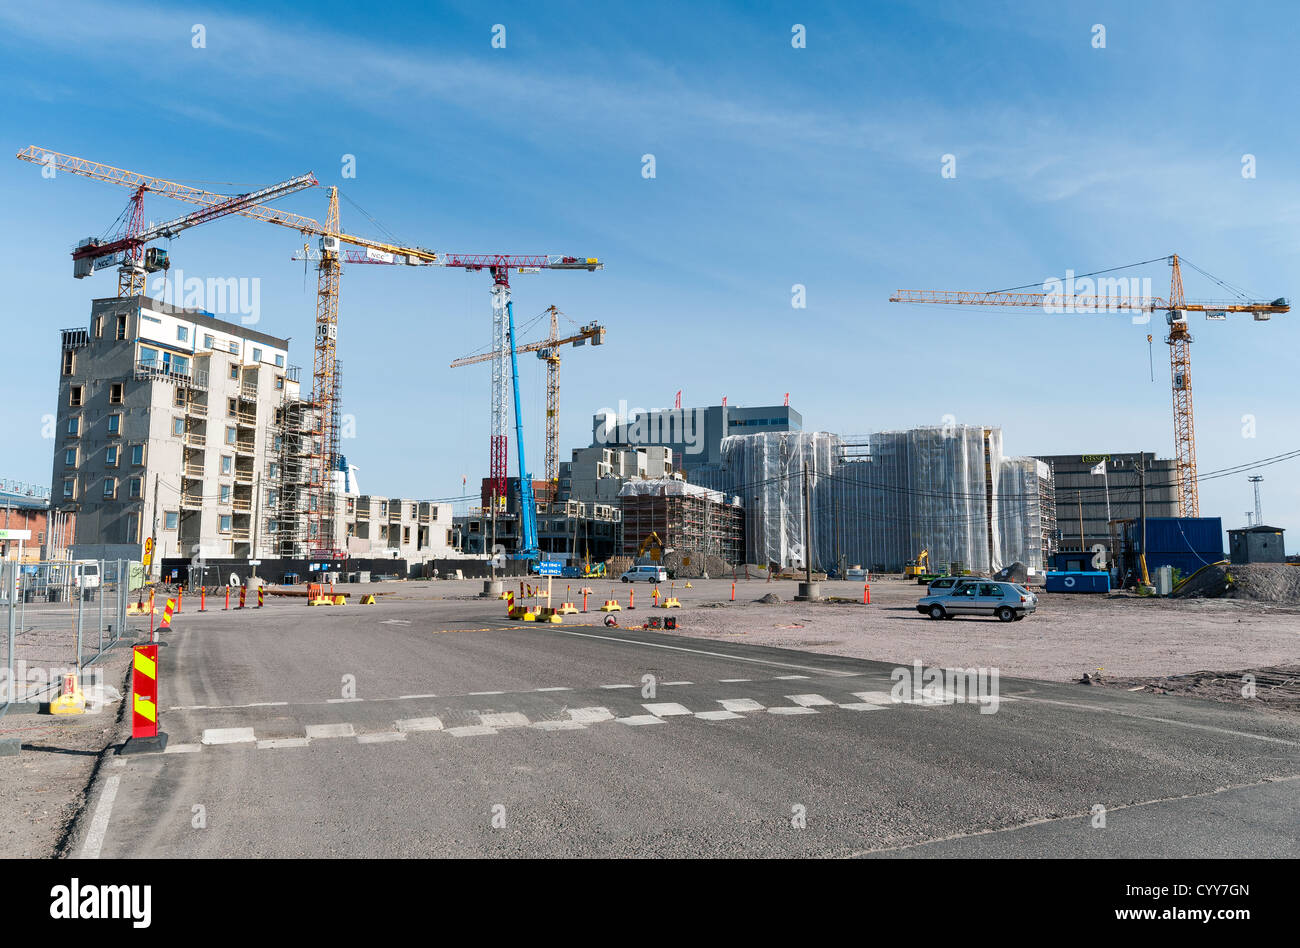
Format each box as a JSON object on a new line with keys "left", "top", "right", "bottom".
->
{"left": 0, "top": 559, "right": 143, "bottom": 714}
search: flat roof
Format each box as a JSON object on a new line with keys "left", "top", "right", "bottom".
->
{"left": 94, "top": 295, "right": 291, "bottom": 350}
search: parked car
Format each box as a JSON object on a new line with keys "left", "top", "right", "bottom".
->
{"left": 916, "top": 580, "right": 1037, "bottom": 622}
{"left": 620, "top": 564, "right": 667, "bottom": 584}
{"left": 925, "top": 575, "right": 978, "bottom": 593}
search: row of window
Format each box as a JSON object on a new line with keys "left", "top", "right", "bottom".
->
{"left": 65, "top": 415, "right": 122, "bottom": 438}
{"left": 62, "top": 476, "right": 144, "bottom": 500}
{"left": 68, "top": 382, "right": 124, "bottom": 407}
{"left": 64, "top": 444, "right": 145, "bottom": 468}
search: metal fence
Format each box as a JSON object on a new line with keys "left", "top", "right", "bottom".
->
{"left": 0, "top": 559, "right": 142, "bottom": 715}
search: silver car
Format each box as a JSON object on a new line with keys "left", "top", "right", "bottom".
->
{"left": 916, "top": 580, "right": 1037, "bottom": 622}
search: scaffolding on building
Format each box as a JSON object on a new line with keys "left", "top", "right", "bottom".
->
{"left": 270, "top": 368, "right": 310, "bottom": 558}
{"left": 618, "top": 480, "right": 744, "bottom": 565}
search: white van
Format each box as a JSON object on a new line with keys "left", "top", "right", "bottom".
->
{"left": 73, "top": 561, "right": 100, "bottom": 589}
{"left": 620, "top": 565, "right": 667, "bottom": 584}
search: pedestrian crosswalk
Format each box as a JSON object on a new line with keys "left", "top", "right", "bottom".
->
{"left": 163, "top": 684, "right": 1011, "bottom": 755}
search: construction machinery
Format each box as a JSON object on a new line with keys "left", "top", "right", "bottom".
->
{"left": 904, "top": 549, "right": 931, "bottom": 580}
{"left": 635, "top": 531, "right": 668, "bottom": 563}
{"left": 890, "top": 254, "right": 1289, "bottom": 516}
{"left": 450, "top": 306, "right": 606, "bottom": 483}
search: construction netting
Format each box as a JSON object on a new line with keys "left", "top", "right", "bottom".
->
{"left": 717, "top": 426, "right": 1048, "bottom": 573}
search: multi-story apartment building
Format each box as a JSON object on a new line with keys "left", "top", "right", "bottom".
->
{"left": 53, "top": 296, "right": 298, "bottom": 564}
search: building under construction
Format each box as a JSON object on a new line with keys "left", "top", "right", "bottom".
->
{"left": 618, "top": 480, "right": 744, "bottom": 564}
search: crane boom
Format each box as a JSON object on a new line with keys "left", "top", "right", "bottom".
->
{"left": 889, "top": 255, "right": 1289, "bottom": 518}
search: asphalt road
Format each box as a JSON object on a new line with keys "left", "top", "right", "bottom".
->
{"left": 73, "top": 588, "right": 1300, "bottom": 858}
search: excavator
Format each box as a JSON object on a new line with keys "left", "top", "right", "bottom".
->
{"left": 904, "top": 549, "right": 931, "bottom": 580}
{"left": 636, "top": 532, "right": 668, "bottom": 563}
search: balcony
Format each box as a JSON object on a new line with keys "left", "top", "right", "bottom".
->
{"left": 234, "top": 409, "right": 257, "bottom": 426}
{"left": 232, "top": 497, "right": 251, "bottom": 512}
{"left": 180, "top": 491, "right": 203, "bottom": 510}
{"left": 183, "top": 461, "right": 204, "bottom": 479}
{"left": 184, "top": 400, "right": 208, "bottom": 418}
{"left": 234, "top": 468, "right": 254, "bottom": 484}
{"left": 183, "top": 431, "right": 207, "bottom": 448}
{"left": 240, "top": 382, "right": 259, "bottom": 400}
{"left": 230, "top": 527, "right": 251, "bottom": 541}
{"left": 234, "top": 440, "right": 255, "bottom": 455}
{"left": 136, "top": 361, "right": 209, "bottom": 391}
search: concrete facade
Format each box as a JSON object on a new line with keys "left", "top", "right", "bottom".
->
{"left": 591, "top": 404, "right": 801, "bottom": 473}
{"left": 52, "top": 296, "right": 296, "bottom": 566}
{"left": 1036, "top": 452, "right": 1179, "bottom": 557}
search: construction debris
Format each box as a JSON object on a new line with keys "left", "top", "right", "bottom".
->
{"left": 1173, "top": 564, "right": 1300, "bottom": 603}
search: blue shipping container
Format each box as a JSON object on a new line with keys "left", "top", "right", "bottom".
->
{"left": 1143, "top": 551, "right": 1221, "bottom": 577}
{"left": 1126, "top": 517, "right": 1223, "bottom": 556}
{"left": 1045, "top": 571, "right": 1111, "bottom": 593}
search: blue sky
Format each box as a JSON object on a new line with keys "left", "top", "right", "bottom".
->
{"left": 2, "top": 0, "right": 1297, "bottom": 547}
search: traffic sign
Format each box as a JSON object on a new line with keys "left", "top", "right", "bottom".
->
{"left": 142, "top": 537, "right": 154, "bottom": 567}
{"left": 535, "top": 561, "right": 563, "bottom": 576}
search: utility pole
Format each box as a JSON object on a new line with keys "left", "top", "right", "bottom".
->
{"left": 148, "top": 474, "right": 160, "bottom": 583}
{"left": 1077, "top": 491, "right": 1085, "bottom": 555}
{"left": 795, "top": 460, "right": 819, "bottom": 601}
{"left": 251, "top": 471, "right": 261, "bottom": 587}
{"left": 1248, "top": 475, "right": 1264, "bottom": 526}
{"left": 1137, "top": 455, "right": 1149, "bottom": 586}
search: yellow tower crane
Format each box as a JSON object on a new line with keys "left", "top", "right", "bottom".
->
{"left": 450, "top": 308, "right": 606, "bottom": 484}
{"left": 890, "top": 254, "right": 1289, "bottom": 516}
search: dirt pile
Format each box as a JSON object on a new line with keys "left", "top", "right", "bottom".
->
{"left": 658, "top": 551, "right": 732, "bottom": 579}
{"left": 1097, "top": 665, "right": 1300, "bottom": 713}
{"left": 1173, "top": 563, "right": 1300, "bottom": 603}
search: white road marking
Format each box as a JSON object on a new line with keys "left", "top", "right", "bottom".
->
{"left": 774, "top": 674, "right": 810, "bottom": 680}
{"left": 201, "top": 727, "right": 257, "bottom": 745}
{"left": 599, "top": 683, "right": 635, "bottom": 689}
{"left": 305, "top": 723, "right": 356, "bottom": 739}
{"left": 718, "top": 698, "right": 765, "bottom": 712}
{"left": 327, "top": 698, "right": 364, "bottom": 704}
{"left": 768, "top": 706, "right": 818, "bottom": 715}
{"left": 468, "top": 691, "right": 505, "bottom": 696}
{"left": 696, "top": 710, "right": 744, "bottom": 721}
{"left": 170, "top": 701, "right": 288, "bottom": 711}
{"left": 395, "top": 716, "right": 443, "bottom": 732}
{"left": 852, "top": 691, "right": 896, "bottom": 705}
{"left": 617, "top": 715, "right": 666, "bottom": 726}
{"left": 568, "top": 707, "right": 615, "bottom": 724}
{"left": 163, "top": 743, "right": 202, "bottom": 754}
{"left": 663, "top": 681, "right": 693, "bottom": 686}
{"left": 788, "top": 694, "right": 836, "bottom": 707}
{"left": 357, "top": 732, "right": 407, "bottom": 744}
{"left": 79, "top": 773, "right": 120, "bottom": 859}
{"left": 839, "top": 702, "right": 886, "bottom": 711}
{"left": 551, "top": 628, "right": 858, "bottom": 675}
{"left": 258, "top": 737, "right": 311, "bottom": 749}
{"left": 397, "top": 693, "right": 439, "bottom": 700}
{"left": 479, "top": 712, "right": 530, "bottom": 728}
{"left": 535, "top": 687, "right": 572, "bottom": 692}
{"left": 533, "top": 720, "right": 586, "bottom": 731}
{"left": 643, "top": 702, "right": 693, "bottom": 717}
{"left": 447, "top": 725, "right": 498, "bottom": 737}
{"left": 380, "top": 619, "right": 411, "bottom": 625}
{"left": 1013, "top": 695, "right": 1300, "bottom": 747}
{"left": 719, "top": 678, "right": 751, "bottom": 683}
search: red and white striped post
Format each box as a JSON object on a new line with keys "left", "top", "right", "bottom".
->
{"left": 238, "top": 586, "right": 246, "bottom": 609}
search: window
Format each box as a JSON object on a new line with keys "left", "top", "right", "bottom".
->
{"left": 165, "top": 511, "right": 178, "bottom": 530}
{"left": 67, "top": 417, "right": 80, "bottom": 437}
{"left": 94, "top": 315, "right": 104, "bottom": 338}
{"left": 110, "top": 383, "right": 123, "bottom": 404}
{"left": 267, "top": 489, "right": 278, "bottom": 508}
{"left": 229, "top": 341, "right": 239, "bottom": 355}
{"left": 228, "top": 397, "right": 238, "bottom": 416}
{"left": 105, "top": 445, "right": 118, "bottom": 466}
{"left": 203, "top": 334, "right": 214, "bottom": 349}
{"left": 102, "top": 478, "right": 116, "bottom": 498}
{"left": 62, "top": 350, "right": 75, "bottom": 375}
{"left": 116, "top": 315, "right": 127, "bottom": 340}
{"left": 63, "top": 478, "right": 75, "bottom": 499}
{"left": 125, "top": 513, "right": 139, "bottom": 543}
{"left": 138, "top": 346, "right": 158, "bottom": 367}
{"left": 219, "top": 484, "right": 231, "bottom": 503}
{"left": 252, "top": 347, "right": 263, "bottom": 362}
{"left": 69, "top": 385, "right": 83, "bottom": 407}
{"left": 129, "top": 477, "right": 142, "bottom": 498}
{"left": 267, "top": 461, "right": 278, "bottom": 478}
{"left": 219, "top": 515, "right": 232, "bottom": 533}
{"left": 221, "top": 456, "right": 233, "bottom": 475}
{"left": 177, "top": 325, "right": 189, "bottom": 342}
{"left": 229, "top": 365, "right": 240, "bottom": 380}
{"left": 174, "top": 388, "right": 185, "bottom": 408}
{"left": 173, "top": 417, "right": 186, "bottom": 437}
{"left": 107, "top": 414, "right": 120, "bottom": 435}
{"left": 131, "top": 444, "right": 144, "bottom": 465}
{"left": 225, "top": 427, "right": 237, "bottom": 445}
{"left": 274, "top": 354, "right": 284, "bottom": 368}
{"left": 275, "top": 376, "right": 284, "bottom": 390}
{"left": 64, "top": 448, "right": 77, "bottom": 467}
